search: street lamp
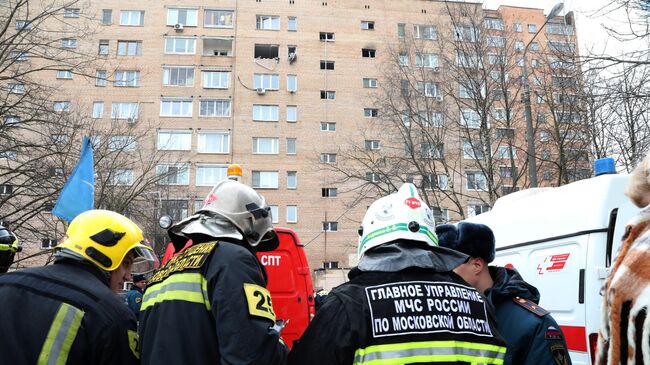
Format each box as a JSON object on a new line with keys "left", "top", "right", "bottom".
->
{"left": 522, "top": 2, "right": 564, "bottom": 187}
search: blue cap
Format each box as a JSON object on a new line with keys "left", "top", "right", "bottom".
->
{"left": 594, "top": 157, "right": 616, "bottom": 176}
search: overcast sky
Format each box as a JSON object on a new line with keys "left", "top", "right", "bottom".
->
{"left": 482, "top": 0, "right": 632, "bottom": 57}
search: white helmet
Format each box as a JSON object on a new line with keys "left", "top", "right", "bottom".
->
{"left": 358, "top": 183, "right": 438, "bottom": 258}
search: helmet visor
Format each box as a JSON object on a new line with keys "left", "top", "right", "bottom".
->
{"left": 131, "top": 245, "right": 159, "bottom": 275}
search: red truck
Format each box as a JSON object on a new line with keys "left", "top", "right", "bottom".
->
{"left": 161, "top": 227, "right": 314, "bottom": 349}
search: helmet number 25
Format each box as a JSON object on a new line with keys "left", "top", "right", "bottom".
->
{"left": 243, "top": 283, "right": 276, "bottom": 322}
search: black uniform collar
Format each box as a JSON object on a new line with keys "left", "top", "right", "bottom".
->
{"left": 54, "top": 257, "right": 111, "bottom": 286}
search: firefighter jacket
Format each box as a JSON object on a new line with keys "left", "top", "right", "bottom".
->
{"left": 289, "top": 242, "right": 507, "bottom": 365}
{"left": 139, "top": 239, "right": 288, "bottom": 365}
{"left": 124, "top": 285, "right": 144, "bottom": 319}
{"left": 485, "top": 266, "right": 571, "bottom": 365}
{"left": 0, "top": 259, "right": 139, "bottom": 365}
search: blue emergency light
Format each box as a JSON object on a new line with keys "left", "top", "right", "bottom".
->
{"left": 594, "top": 157, "right": 616, "bottom": 176}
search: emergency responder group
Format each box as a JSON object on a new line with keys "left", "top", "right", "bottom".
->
{"left": 0, "top": 179, "right": 576, "bottom": 364}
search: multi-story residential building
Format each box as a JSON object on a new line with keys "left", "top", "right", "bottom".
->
{"left": 2, "top": 1, "right": 581, "bottom": 287}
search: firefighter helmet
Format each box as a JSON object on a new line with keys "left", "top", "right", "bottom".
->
{"left": 0, "top": 225, "right": 20, "bottom": 273}
{"left": 358, "top": 183, "right": 438, "bottom": 258}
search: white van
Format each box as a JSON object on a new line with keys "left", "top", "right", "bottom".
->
{"left": 466, "top": 173, "right": 638, "bottom": 365}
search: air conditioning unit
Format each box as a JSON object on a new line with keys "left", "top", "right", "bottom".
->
{"left": 256, "top": 87, "right": 266, "bottom": 95}
{"left": 435, "top": 95, "right": 443, "bottom": 101}
{"left": 174, "top": 23, "right": 184, "bottom": 31}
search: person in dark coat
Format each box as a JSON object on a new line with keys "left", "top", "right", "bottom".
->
{"left": 125, "top": 273, "right": 147, "bottom": 318}
{"left": 289, "top": 184, "right": 507, "bottom": 365}
{"left": 437, "top": 222, "right": 571, "bottom": 365}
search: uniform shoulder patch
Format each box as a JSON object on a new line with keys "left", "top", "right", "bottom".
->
{"left": 149, "top": 241, "right": 218, "bottom": 284}
{"left": 243, "top": 283, "right": 276, "bottom": 322}
{"left": 512, "top": 296, "right": 549, "bottom": 317}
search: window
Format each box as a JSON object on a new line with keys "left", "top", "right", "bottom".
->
{"left": 117, "top": 40, "right": 142, "bottom": 56}
{"left": 417, "top": 111, "right": 443, "bottom": 127}
{"left": 364, "top": 108, "right": 378, "bottom": 118}
{"left": 287, "top": 171, "right": 297, "bottom": 189}
{"left": 157, "top": 130, "right": 192, "bottom": 150}
{"left": 499, "top": 166, "right": 516, "bottom": 178}
{"left": 286, "top": 206, "right": 297, "bottom": 223}
{"left": 320, "top": 60, "right": 335, "bottom": 70}
{"left": 252, "top": 137, "right": 279, "bottom": 154}
{"left": 108, "top": 135, "right": 137, "bottom": 151}
{"left": 424, "top": 174, "right": 449, "bottom": 190}
{"left": 365, "top": 140, "right": 381, "bottom": 151}
{"left": 466, "top": 171, "right": 487, "bottom": 191}
{"left": 111, "top": 102, "right": 138, "bottom": 120}
{"left": 393, "top": 22, "right": 404, "bottom": 37}
{"left": 493, "top": 108, "right": 506, "bottom": 120}
{"left": 109, "top": 169, "right": 134, "bottom": 186}
{"left": 205, "top": 38, "right": 233, "bottom": 56}
{"left": 463, "top": 139, "right": 484, "bottom": 159}
{"left": 15, "top": 21, "right": 33, "bottom": 30}
{"left": 460, "top": 109, "right": 480, "bottom": 128}
{"left": 322, "top": 188, "right": 338, "bottom": 197}
{"left": 254, "top": 74, "right": 280, "bottom": 90}
{"left": 513, "top": 22, "right": 522, "bottom": 32}
{"left": 199, "top": 99, "right": 231, "bottom": 117}
{"left": 161, "top": 99, "right": 192, "bottom": 117}
{"left": 319, "top": 32, "right": 334, "bottom": 41}
{"left": 257, "top": 15, "right": 280, "bottom": 30}
{"left": 530, "top": 42, "right": 540, "bottom": 51}
{"left": 61, "top": 38, "right": 77, "bottom": 48}
{"left": 516, "top": 58, "right": 524, "bottom": 67}
{"left": 320, "top": 122, "right": 336, "bottom": 131}
{"left": 286, "top": 138, "right": 297, "bottom": 155}
{"left": 7, "top": 83, "right": 24, "bottom": 94}
{"left": 286, "top": 75, "right": 297, "bottom": 92}
{"left": 0, "top": 151, "right": 17, "bottom": 160}
{"left": 156, "top": 164, "right": 190, "bottom": 185}
{"left": 459, "top": 82, "right": 472, "bottom": 98}
{"left": 53, "top": 101, "right": 70, "bottom": 112}
{"left": 432, "top": 207, "right": 449, "bottom": 223}
{"left": 543, "top": 170, "right": 553, "bottom": 181}
{"left": 515, "top": 41, "right": 524, "bottom": 51}
{"left": 531, "top": 59, "right": 540, "bottom": 68}
{"left": 547, "top": 22, "right": 574, "bottom": 35}
{"left": 528, "top": 24, "right": 537, "bottom": 33}
{"left": 366, "top": 173, "right": 381, "bottom": 183}
{"left": 252, "top": 171, "right": 279, "bottom": 188}
{"left": 362, "top": 48, "right": 376, "bottom": 58}
{"left": 51, "top": 134, "right": 69, "bottom": 144}
{"left": 497, "top": 146, "right": 516, "bottom": 159}
{"left": 0, "top": 184, "right": 13, "bottom": 195}
{"left": 4, "top": 116, "right": 20, "bottom": 125}
{"left": 163, "top": 67, "right": 195, "bottom": 86}
{"left": 320, "top": 90, "right": 336, "bottom": 100}
{"left": 102, "top": 9, "right": 112, "bottom": 25}
{"left": 288, "top": 16, "right": 297, "bottom": 31}
{"left": 414, "top": 24, "right": 436, "bottom": 39}
{"left": 361, "top": 21, "right": 374, "bottom": 30}
{"left": 416, "top": 82, "right": 439, "bottom": 98}
{"left": 415, "top": 53, "right": 438, "bottom": 68}
{"left": 92, "top": 102, "right": 104, "bottom": 118}
{"left": 202, "top": 71, "right": 229, "bottom": 89}
{"left": 484, "top": 18, "right": 504, "bottom": 30}
{"left": 120, "top": 10, "right": 144, "bottom": 26}
{"left": 161, "top": 200, "right": 189, "bottom": 221}
{"left": 198, "top": 131, "right": 230, "bottom": 153}
{"left": 64, "top": 8, "right": 80, "bottom": 18}
{"left": 468, "top": 203, "right": 490, "bottom": 217}
{"left": 98, "top": 40, "right": 109, "bottom": 55}
{"left": 456, "top": 50, "right": 482, "bottom": 68}
{"left": 488, "top": 54, "right": 506, "bottom": 65}
{"left": 363, "top": 78, "right": 377, "bottom": 88}
{"left": 114, "top": 70, "right": 140, "bottom": 87}
{"left": 253, "top": 105, "right": 279, "bottom": 121}
{"left": 496, "top": 128, "right": 515, "bottom": 139}
{"left": 204, "top": 9, "right": 234, "bottom": 28}
{"left": 320, "top": 153, "right": 337, "bottom": 163}
{"left": 399, "top": 52, "right": 409, "bottom": 66}
{"left": 164, "top": 37, "right": 196, "bottom": 54}
{"left": 9, "top": 51, "right": 27, "bottom": 61}
{"left": 41, "top": 239, "right": 57, "bottom": 250}
{"left": 323, "top": 222, "right": 338, "bottom": 231}
{"left": 487, "top": 36, "right": 505, "bottom": 48}
{"left": 167, "top": 8, "right": 198, "bottom": 26}
{"left": 287, "top": 106, "right": 297, "bottom": 122}
{"left": 421, "top": 142, "right": 444, "bottom": 159}
{"left": 323, "top": 261, "right": 339, "bottom": 269}
{"left": 95, "top": 70, "right": 107, "bottom": 86}
{"left": 270, "top": 206, "right": 279, "bottom": 223}
{"left": 196, "top": 165, "right": 228, "bottom": 186}
{"left": 454, "top": 26, "right": 478, "bottom": 42}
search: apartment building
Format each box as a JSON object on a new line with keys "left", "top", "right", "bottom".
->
{"left": 4, "top": 0, "right": 580, "bottom": 282}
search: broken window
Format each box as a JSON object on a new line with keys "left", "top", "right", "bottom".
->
{"left": 255, "top": 44, "right": 279, "bottom": 59}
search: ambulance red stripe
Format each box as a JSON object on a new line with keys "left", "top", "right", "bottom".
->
{"left": 560, "top": 325, "right": 587, "bottom": 352}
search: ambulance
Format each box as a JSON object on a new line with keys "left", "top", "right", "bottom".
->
{"left": 466, "top": 162, "right": 638, "bottom": 365}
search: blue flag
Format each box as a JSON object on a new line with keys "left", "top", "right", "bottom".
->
{"left": 52, "top": 136, "right": 95, "bottom": 222}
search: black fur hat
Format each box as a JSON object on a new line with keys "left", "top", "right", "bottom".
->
{"left": 435, "top": 222, "right": 495, "bottom": 263}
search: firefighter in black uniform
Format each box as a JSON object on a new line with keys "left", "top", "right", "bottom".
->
{"left": 289, "top": 183, "right": 507, "bottom": 365}
{"left": 139, "top": 180, "right": 288, "bottom": 364}
{"left": 0, "top": 224, "right": 20, "bottom": 273}
{"left": 0, "top": 210, "right": 156, "bottom": 364}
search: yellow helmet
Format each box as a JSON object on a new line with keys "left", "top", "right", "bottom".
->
{"left": 56, "top": 210, "right": 155, "bottom": 272}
